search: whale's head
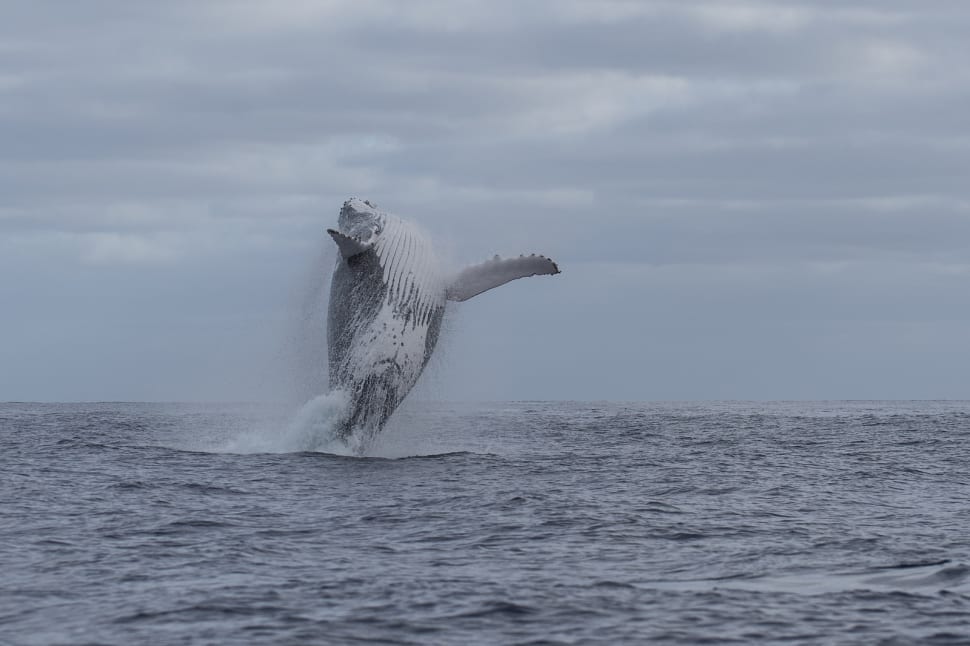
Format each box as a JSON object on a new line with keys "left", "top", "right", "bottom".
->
{"left": 338, "top": 198, "right": 384, "bottom": 243}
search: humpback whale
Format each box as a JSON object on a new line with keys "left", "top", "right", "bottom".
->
{"left": 326, "top": 198, "right": 560, "bottom": 450}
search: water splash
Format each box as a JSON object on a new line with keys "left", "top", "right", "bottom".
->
{"left": 221, "top": 390, "right": 354, "bottom": 454}
{"left": 285, "top": 245, "right": 335, "bottom": 404}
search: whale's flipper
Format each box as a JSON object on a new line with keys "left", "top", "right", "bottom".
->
{"left": 328, "top": 229, "right": 372, "bottom": 259}
{"left": 446, "top": 254, "right": 560, "bottom": 302}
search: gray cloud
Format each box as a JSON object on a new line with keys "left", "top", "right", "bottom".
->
{"left": 2, "top": 1, "right": 970, "bottom": 401}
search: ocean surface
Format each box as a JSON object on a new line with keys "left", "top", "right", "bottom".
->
{"left": 2, "top": 400, "right": 969, "bottom": 645}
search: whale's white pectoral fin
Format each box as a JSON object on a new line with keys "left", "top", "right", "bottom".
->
{"left": 328, "top": 229, "right": 372, "bottom": 259}
{"left": 446, "top": 254, "right": 561, "bottom": 302}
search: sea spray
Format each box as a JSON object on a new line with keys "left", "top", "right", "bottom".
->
{"left": 221, "top": 390, "right": 353, "bottom": 454}
{"left": 285, "top": 245, "right": 335, "bottom": 404}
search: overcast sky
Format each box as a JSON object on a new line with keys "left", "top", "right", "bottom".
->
{"left": 2, "top": 1, "right": 969, "bottom": 402}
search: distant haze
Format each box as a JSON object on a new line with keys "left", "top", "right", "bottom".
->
{"left": 2, "top": 1, "right": 969, "bottom": 402}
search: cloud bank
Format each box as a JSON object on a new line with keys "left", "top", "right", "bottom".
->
{"left": 2, "top": 1, "right": 969, "bottom": 400}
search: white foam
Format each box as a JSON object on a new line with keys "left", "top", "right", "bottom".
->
{"left": 220, "top": 390, "right": 354, "bottom": 455}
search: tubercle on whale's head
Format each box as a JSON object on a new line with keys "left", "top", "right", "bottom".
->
{"left": 338, "top": 197, "right": 384, "bottom": 243}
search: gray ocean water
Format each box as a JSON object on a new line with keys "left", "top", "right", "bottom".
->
{"left": 2, "top": 400, "right": 969, "bottom": 645}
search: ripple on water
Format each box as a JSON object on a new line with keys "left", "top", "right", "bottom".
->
{"left": 2, "top": 401, "right": 970, "bottom": 644}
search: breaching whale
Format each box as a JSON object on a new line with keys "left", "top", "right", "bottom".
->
{"left": 326, "top": 198, "right": 560, "bottom": 450}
